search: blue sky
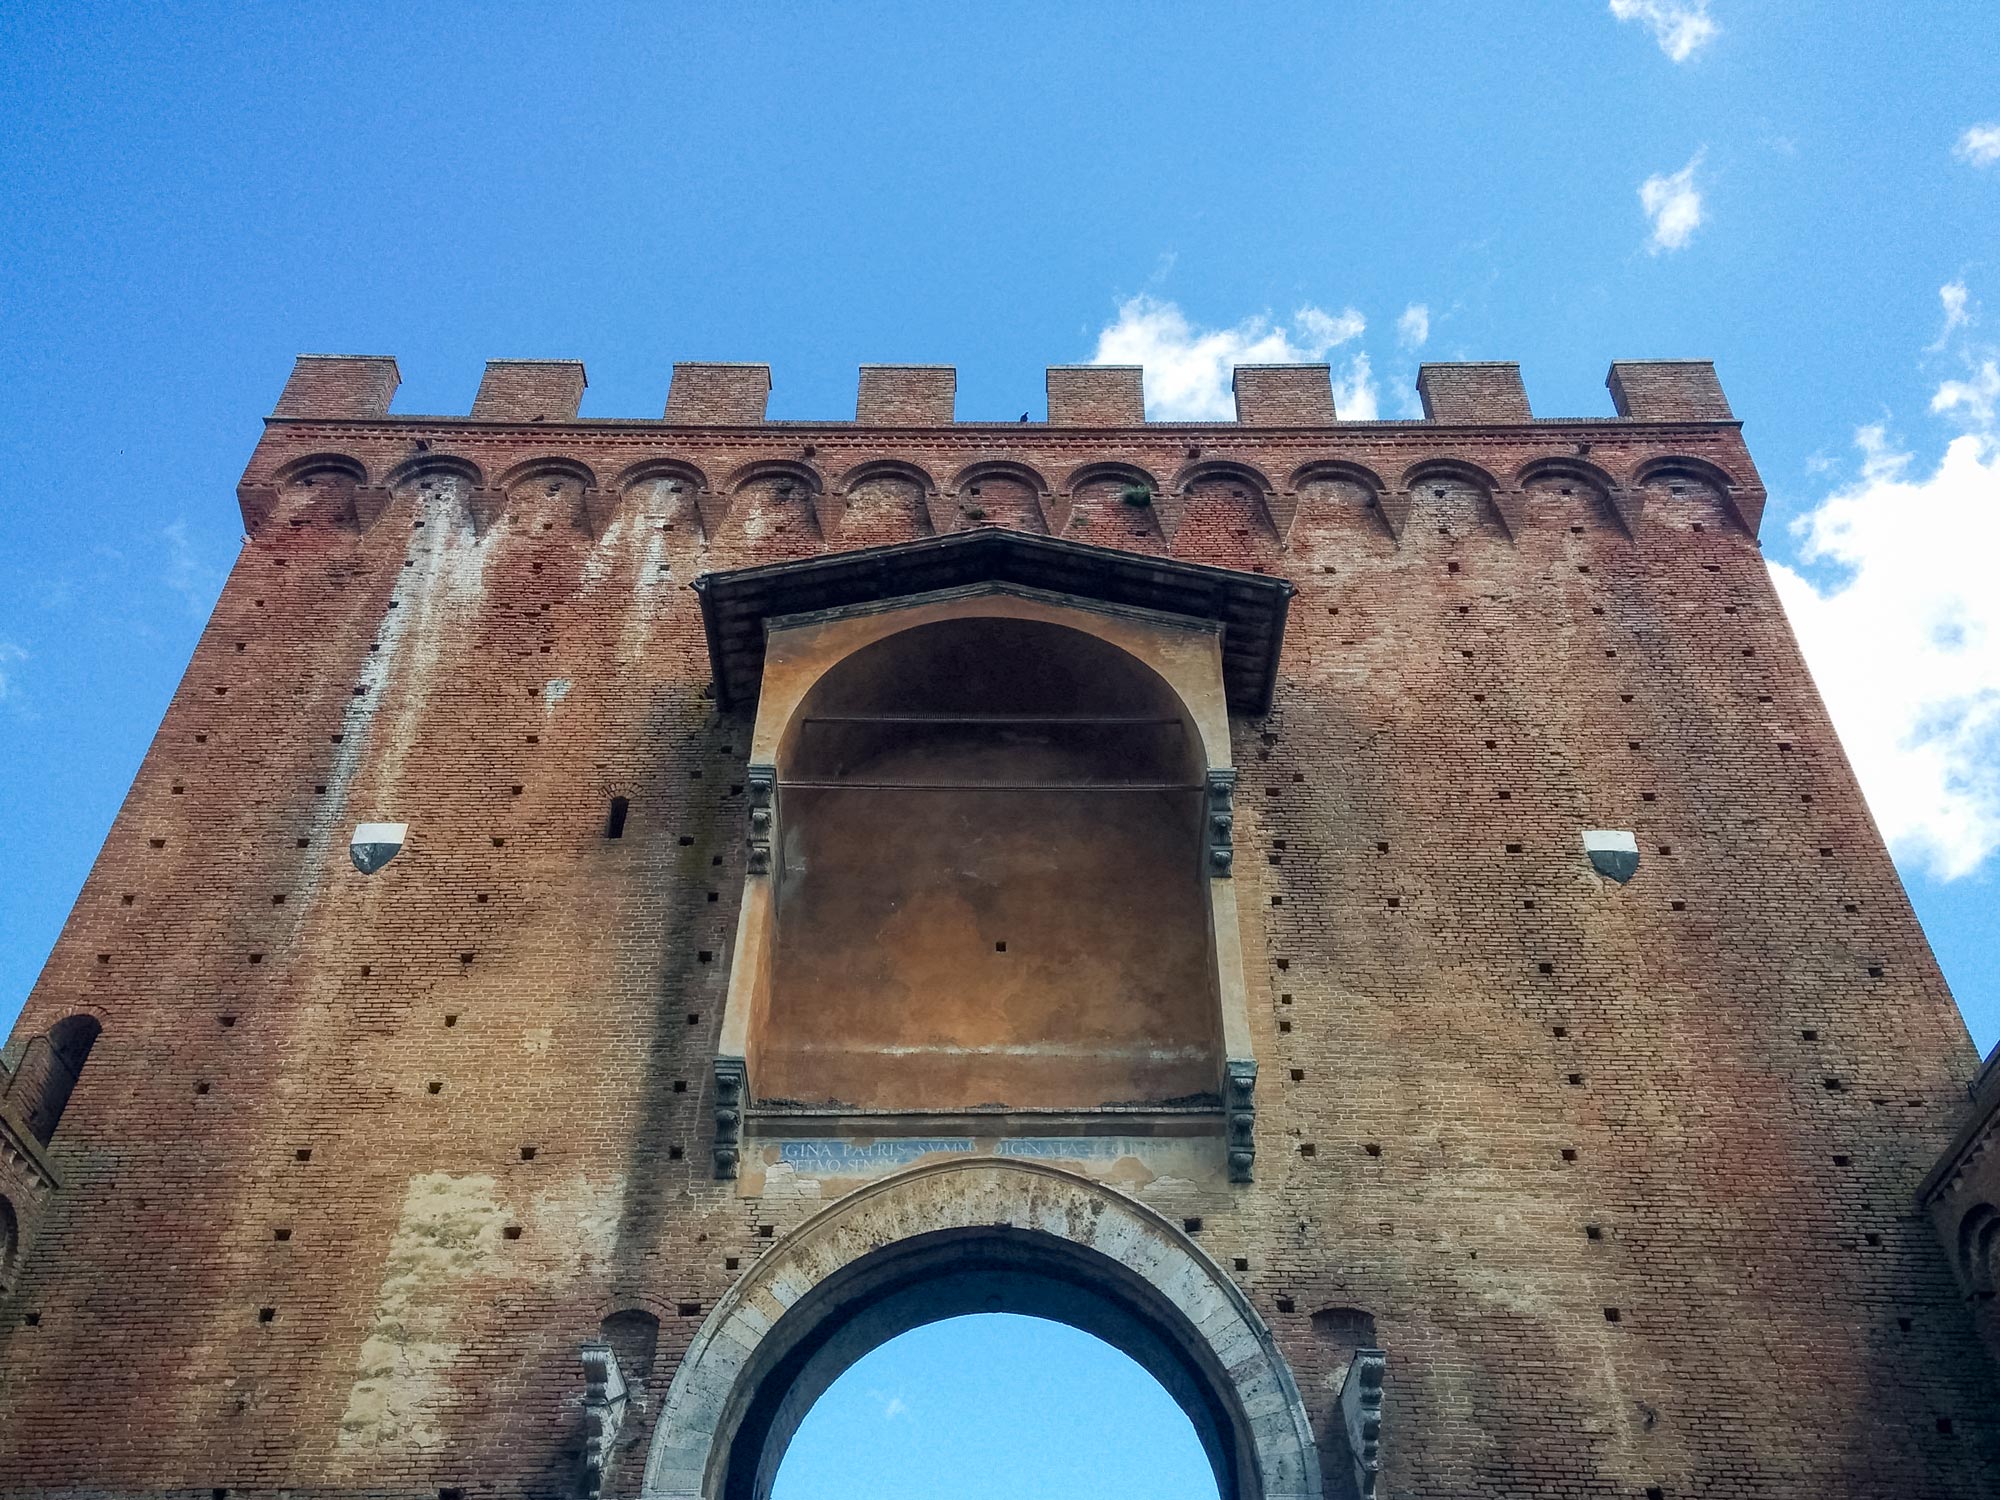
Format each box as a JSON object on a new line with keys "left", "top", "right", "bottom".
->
{"left": 0, "top": 5, "right": 1995, "bottom": 1488}
{"left": 773, "top": 1313, "right": 1215, "bottom": 1500}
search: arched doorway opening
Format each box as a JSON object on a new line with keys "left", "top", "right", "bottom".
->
{"left": 772, "top": 1312, "right": 1219, "bottom": 1500}
{"left": 641, "top": 1160, "right": 1320, "bottom": 1500}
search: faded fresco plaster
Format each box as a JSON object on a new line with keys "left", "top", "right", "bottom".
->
{"left": 336, "top": 1170, "right": 623, "bottom": 1459}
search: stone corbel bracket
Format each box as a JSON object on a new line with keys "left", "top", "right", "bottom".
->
{"left": 1206, "top": 768, "right": 1236, "bottom": 877}
{"left": 1226, "top": 1057, "right": 1257, "bottom": 1183}
{"left": 0, "top": 1106, "right": 60, "bottom": 1294}
{"left": 1338, "top": 1347, "right": 1387, "bottom": 1499}
{"left": 745, "top": 763, "right": 776, "bottom": 876}
{"left": 580, "top": 1340, "right": 629, "bottom": 1500}
{"left": 713, "top": 1055, "right": 747, "bottom": 1181}
{"left": 0, "top": 1111, "right": 60, "bottom": 1199}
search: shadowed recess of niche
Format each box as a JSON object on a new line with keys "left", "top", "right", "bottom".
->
{"left": 760, "top": 616, "right": 1218, "bottom": 1112}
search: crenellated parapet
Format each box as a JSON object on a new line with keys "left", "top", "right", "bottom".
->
{"left": 243, "top": 353, "right": 1766, "bottom": 552}
{"left": 266, "top": 352, "right": 1748, "bottom": 429}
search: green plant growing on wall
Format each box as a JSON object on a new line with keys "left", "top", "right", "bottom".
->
{"left": 1120, "top": 483, "right": 1153, "bottom": 509}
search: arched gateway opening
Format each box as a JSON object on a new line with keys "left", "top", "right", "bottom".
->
{"left": 774, "top": 1313, "right": 1217, "bottom": 1498}
{"left": 641, "top": 1160, "right": 1321, "bottom": 1500}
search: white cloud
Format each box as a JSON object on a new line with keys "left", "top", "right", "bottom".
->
{"left": 1295, "top": 305, "right": 1366, "bottom": 350}
{"left": 1932, "top": 280, "right": 1973, "bottom": 351}
{"left": 1609, "top": 0, "right": 1718, "bottom": 62}
{"left": 1932, "top": 359, "right": 2000, "bottom": 430}
{"left": 1397, "top": 303, "right": 1431, "bottom": 349}
{"left": 1090, "top": 296, "right": 1376, "bottom": 420}
{"left": 1956, "top": 123, "right": 2000, "bottom": 167}
{"left": 163, "top": 518, "right": 225, "bottom": 619}
{"left": 1639, "top": 153, "right": 1705, "bottom": 253}
{"left": 1331, "top": 352, "right": 1381, "bottom": 421}
{"left": 0, "top": 641, "right": 25, "bottom": 701}
{"left": 869, "top": 1390, "right": 910, "bottom": 1420}
{"left": 1769, "top": 312, "right": 2000, "bottom": 880}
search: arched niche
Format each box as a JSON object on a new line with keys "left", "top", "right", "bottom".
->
{"left": 640, "top": 1159, "right": 1321, "bottom": 1500}
{"left": 750, "top": 602, "right": 1219, "bottom": 1115}
{"left": 265, "top": 452, "right": 369, "bottom": 531}
{"left": 1167, "top": 461, "right": 1281, "bottom": 567}
{"left": 718, "top": 461, "right": 824, "bottom": 557}
{"left": 830, "top": 460, "right": 936, "bottom": 547}
{"left": 944, "top": 460, "right": 1051, "bottom": 534}
{"left": 1282, "top": 461, "right": 1393, "bottom": 562}
{"left": 495, "top": 457, "right": 600, "bottom": 538}
{"left": 617, "top": 460, "right": 714, "bottom": 550}
{"left": 385, "top": 454, "right": 488, "bottom": 534}
{"left": 1631, "top": 456, "right": 1746, "bottom": 536}
{"left": 1514, "top": 457, "right": 1629, "bottom": 540}
{"left": 697, "top": 533, "right": 1291, "bottom": 1183}
{"left": 8, "top": 1014, "right": 102, "bottom": 1146}
{"left": 1398, "top": 459, "right": 1509, "bottom": 544}
{"left": 1060, "top": 461, "right": 1165, "bottom": 553}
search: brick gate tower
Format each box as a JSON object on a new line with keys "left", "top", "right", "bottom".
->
{"left": 2, "top": 354, "right": 1996, "bottom": 1498}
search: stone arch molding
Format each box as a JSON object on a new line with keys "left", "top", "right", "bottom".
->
{"left": 641, "top": 1158, "right": 1322, "bottom": 1500}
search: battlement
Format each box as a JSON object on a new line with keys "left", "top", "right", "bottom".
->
{"left": 270, "top": 354, "right": 1745, "bottom": 427}
{"left": 243, "top": 351, "right": 1771, "bottom": 543}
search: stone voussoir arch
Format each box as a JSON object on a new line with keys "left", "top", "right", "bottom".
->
{"left": 640, "top": 1158, "right": 1321, "bottom": 1500}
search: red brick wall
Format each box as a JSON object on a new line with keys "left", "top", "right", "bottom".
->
{"left": 1, "top": 362, "right": 1993, "bottom": 1499}
{"left": 271, "top": 356, "right": 401, "bottom": 421}
{"left": 854, "top": 365, "right": 955, "bottom": 425}
{"left": 1046, "top": 365, "right": 1144, "bottom": 425}
{"left": 1416, "top": 362, "right": 1533, "bottom": 423}
{"left": 1234, "top": 365, "right": 1337, "bottom": 425}
{"left": 1609, "top": 360, "right": 1736, "bottom": 421}
{"left": 469, "top": 361, "right": 586, "bottom": 423}
{"left": 663, "top": 363, "right": 769, "bottom": 425}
